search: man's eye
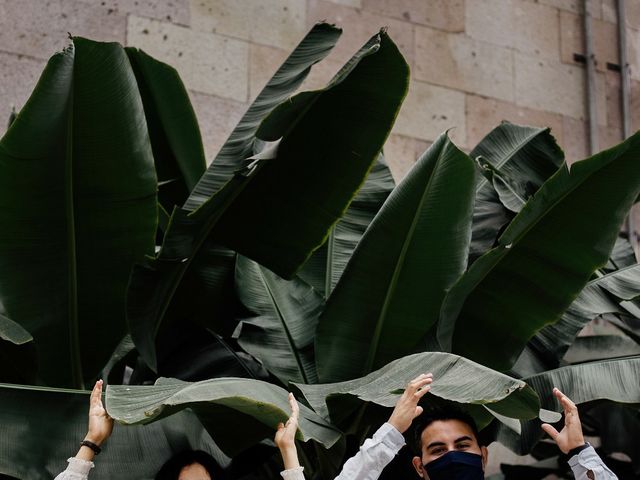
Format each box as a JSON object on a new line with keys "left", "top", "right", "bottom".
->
{"left": 456, "top": 443, "right": 470, "bottom": 450}
{"left": 431, "top": 448, "right": 446, "bottom": 455}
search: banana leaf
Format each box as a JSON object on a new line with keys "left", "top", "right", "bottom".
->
{"left": 294, "top": 352, "right": 539, "bottom": 425}
{"left": 183, "top": 23, "right": 341, "bottom": 210}
{"left": 0, "top": 383, "right": 226, "bottom": 480}
{"left": 0, "top": 37, "right": 157, "bottom": 388}
{"left": 493, "top": 356, "right": 640, "bottom": 454}
{"left": 469, "top": 123, "right": 563, "bottom": 261}
{"left": 107, "top": 377, "right": 342, "bottom": 456}
{"left": 439, "top": 132, "right": 640, "bottom": 371}
{"left": 316, "top": 133, "right": 475, "bottom": 382}
{"left": 234, "top": 256, "right": 323, "bottom": 384}
{"left": 298, "top": 154, "right": 395, "bottom": 297}
{"left": 0, "top": 313, "right": 36, "bottom": 384}
{"left": 125, "top": 47, "right": 206, "bottom": 215}
{"left": 128, "top": 30, "right": 409, "bottom": 371}
{"left": 563, "top": 335, "right": 640, "bottom": 364}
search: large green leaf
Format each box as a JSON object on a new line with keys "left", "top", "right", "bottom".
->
{"left": 234, "top": 256, "right": 323, "bottom": 384}
{"left": 107, "top": 377, "right": 342, "bottom": 456}
{"left": 0, "top": 313, "right": 36, "bottom": 384}
{"left": 469, "top": 123, "right": 563, "bottom": 261}
{"left": 316, "top": 133, "right": 475, "bottom": 382}
{"left": 0, "top": 38, "right": 157, "bottom": 388}
{"left": 439, "top": 132, "right": 640, "bottom": 371}
{"left": 128, "top": 30, "right": 409, "bottom": 370}
{"left": 529, "top": 263, "right": 640, "bottom": 369}
{"left": 295, "top": 352, "right": 539, "bottom": 424}
{"left": 202, "top": 30, "right": 409, "bottom": 277}
{"left": 125, "top": 47, "right": 206, "bottom": 214}
{"left": 563, "top": 335, "right": 640, "bottom": 364}
{"left": 0, "top": 383, "right": 226, "bottom": 480}
{"left": 183, "top": 23, "right": 341, "bottom": 210}
{"left": 494, "top": 357, "right": 640, "bottom": 454}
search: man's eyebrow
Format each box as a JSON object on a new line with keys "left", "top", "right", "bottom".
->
{"left": 454, "top": 436, "right": 473, "bottom": 443}
{"left": 426, "top": 441, "right": 446, "bottom": 449}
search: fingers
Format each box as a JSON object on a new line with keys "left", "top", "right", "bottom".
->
{"left": 90, "top": 379, "right": 103, "bottom": 407}
{"left": 406, "top": 373, "right": 433, "bottom": 394}
{"left": 541, "top": 423, "right": 560, "bottom": 439}
{"left": 288, "top": 392, "right": 299, "bottom": 421}
{"left": 553, "top": 387, "right": 577, "bottom": 416}
{"left": 414, "top": 406, "right": 424, "bottom": 418}
{"left": 277, "top": 422, "right": 285, "bottom": 430}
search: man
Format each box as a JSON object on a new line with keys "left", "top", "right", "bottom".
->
{"left": 276, "top": 374, "right": 618, "bottom": 479}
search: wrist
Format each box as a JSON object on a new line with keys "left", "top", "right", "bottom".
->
{"left": 84, "top": 434, "right": 106, "bottom": 447}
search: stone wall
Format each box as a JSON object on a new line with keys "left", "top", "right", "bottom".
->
{"left": 2, "top": 0, "right": 639, "bottom": 180}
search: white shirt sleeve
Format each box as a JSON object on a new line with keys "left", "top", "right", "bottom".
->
{"left": 568, "top": 446, "right": 618, "bottom": 480}
{"left": 53, "top": 458, "right": 94, "bottom": 480}
{"left": 280, "top": 465, "right": 305, "bottom": 480}
{"left": 334, "top": 422, "right": 405, "bottom": 480}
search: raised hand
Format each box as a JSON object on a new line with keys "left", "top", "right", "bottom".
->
{"left": 275, "top": 392, "right": 301, "bottom": 470}
{"left": 388, "top": 373, "right": 433, "bottom": 434}
{"left": 541, "top": 387, "right": 585, "bottom": 454}
{"left": 85, "top": 379, "right": 114, "bottom": 446}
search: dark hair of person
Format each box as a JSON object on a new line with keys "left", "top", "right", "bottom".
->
{"left": 155, "top": 450, "right": 226, "bottom": 480}
{"left": 409, "top": 409, "right": 482, "bottom": 455}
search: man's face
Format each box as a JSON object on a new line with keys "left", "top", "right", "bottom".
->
{"left": 178, "top": 462, "right": 212, "bottom": 480}
{"left": 411, "top": 419, "right": 488, "bottom": 478}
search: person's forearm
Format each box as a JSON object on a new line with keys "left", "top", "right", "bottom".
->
{"left": 279, "top": 446, "right": 300, "bottom": 470}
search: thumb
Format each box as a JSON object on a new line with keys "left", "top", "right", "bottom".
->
{"left": 414, "top": 406, "right": 424, "bottom": 418}
{"left": 541, "top": 423, "right": 559, "bottom": 439}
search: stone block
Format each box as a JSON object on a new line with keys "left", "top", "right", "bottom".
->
{"left": 362, "top": 0, "right": 464, "bottom": 32}
{"left": 602, "top": 0, "right": 640, "bottom": 29}
{"left": 0, "top": 0, "right": 126, "bottom": 60}
{"left": 514, "top": 52, "right": 607, "bottom": 122}
{"left": 0, "top": 52, "right": 47, "bottom": 135}
{"left": 249, "top": 44, "right": 290, "bottom": 101}
{"left": 394, "top": 81, "right": 466, "bottom": 146}
{"left": 127, "top": 16, "right": 249, "bottom": 102}
{"left": 631, "top": 79, "right": 640, "bottom": 133}
{"left": 628, "top": 27, "right": 640, "bottom": 81}
{"left": 77, "top": 0, "right": 190, "bottom": 25}
{"left": 414, "top": 27, "right": 514, "bottom": 102}
{"left": 327, "top": 0, "right": 362, "bottom": 7}
{"left": 561, "top": 116, "right": 589, "bottom": 163}
{"left": 465, "top": 94, "right": 565, "bottom": 150}
{"left": 605, "top": 70, "right": 622, "bottom": 129}
{"left": 189, "top": 0, "right": 307, "bottom": 50}
{"left": 600, "top": 123, "right": 624, "bottom": 149}
{"left": 307, "top": 0, "right": 414, "bottom": 68}
{"left": 300, "top": 56, "right": 344, "bottom": 91}
{"left": 559, "top": 11, "right": 619, "bottom": 72}
{"left": 466, "top": 0, "right": 560, "bottom": 59}
{"left": 188, "top": 91, "right": 248, "bottom": 163}
{"left": 383, "top": 134, "right": 432, "bottom": 182}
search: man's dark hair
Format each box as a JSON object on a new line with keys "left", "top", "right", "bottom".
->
{"left": 155, "top": 450, "right": 226, "bottom": 480}
{"left": 409, "top": 409, "right": 482, "bottom": 455}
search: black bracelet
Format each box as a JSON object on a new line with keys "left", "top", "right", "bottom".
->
{"left": 80, "top": 440, "right": 101, "bottom": 455}
{"left": 567, "top": 442, "right": 590, "bottom": 458}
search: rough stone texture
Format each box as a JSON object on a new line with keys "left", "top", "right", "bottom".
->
{"left": 0, "top": 52, "right": 47, "bottom": 129}
{"left": 466, "top": 94, "right": 565, "bottom": 149}
{"left": 394, "top": 81, "right": 466, "bottom": 146}
{"left": 0, "top": 0, "right": 126, "bottom": 60}
{"left": 189, "top": 0, "right": 307, "bottom": 50}
{"left": 466, "top": 0, "right": 561, "bottom": 59}
{"left": 561, "top": 116, "right": 590, "bottom": 162}
{"left": 77, "top": 0, "right": 191, "bottom": 25}
{"left": 560, "top": 11, "right": 619, "bottom": 72}
{"left": 188, "top": 90, "right": 248, "bottom": 163}
{"left": 384, "top": 134, "right": 431, "bottom": 181}
{"left": 127, "top": 15, "right": 249, "bottom": 102}
{"left": 362, "top": 0, "right": 465, "bottom": 32}
{"left": 307, "top": 0, "right": 415, "bottom": 68}
{"left": 415, "top": 27, "right": 514, "bottom": 102}
{"left": 631, "top": 79, "right": 640, "bottom": 133}
{"left": 515, "top": 52, "right": 607, "bottom": 122}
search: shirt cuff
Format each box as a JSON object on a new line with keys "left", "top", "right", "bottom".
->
{"left": 568, "top": 445, "right": 612, "bottom": 474}
{"left": 280, "top": 466, "right": 304, "bottom": 479}
{"left": 66, "top": 457, "right": 95, "bottom": 475}
{"left": 374, "top": 423, "right": 406, "bottom": 451}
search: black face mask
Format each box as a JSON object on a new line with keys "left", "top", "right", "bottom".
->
{"left": 423, "top": 451, "right": 484, "bottom": 480}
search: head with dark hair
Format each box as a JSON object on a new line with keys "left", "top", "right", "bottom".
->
{"left": 409, "top": 409, "right": 488, "bottom": 478}
{"left": 155, "top": 450, "right": 226, "bottom": 480}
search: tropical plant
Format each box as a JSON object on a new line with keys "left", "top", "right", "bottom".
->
{"left": 0, "top": 22, "right": 639, "bottom": 480}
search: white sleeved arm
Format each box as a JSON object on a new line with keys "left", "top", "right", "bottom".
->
{"left": 280, "top": 465, "right": 305, "bottom": 480}
{"left": 333, "top": 423, "right": 405, "bottom": 480}
{"left": 568, "top": 446, "right": 618, "bottom": 480}
{"left": 53, "top": 458, "right": 94, "bottom": 480}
